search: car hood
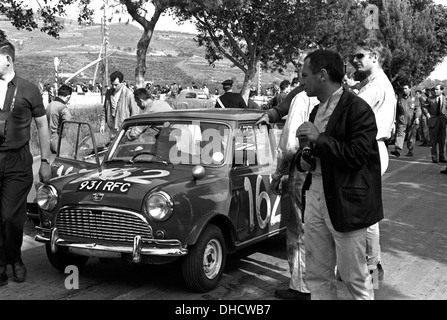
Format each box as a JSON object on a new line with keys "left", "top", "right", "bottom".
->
{"left": 58, "top": 164, "right": 196, "bottom": 211}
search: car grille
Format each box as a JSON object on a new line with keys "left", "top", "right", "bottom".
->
{"left": 56, "top": 208, "right": 153, "bottom": 243}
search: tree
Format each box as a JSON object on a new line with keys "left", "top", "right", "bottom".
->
{"left": 0, "top": 0, "right": 175, "bottom": 88}
{"left": 173, "top": 0, "right": 327, "bottom": 101}
{"left": 0, "top": 0, "right": 93, "bottom": 38}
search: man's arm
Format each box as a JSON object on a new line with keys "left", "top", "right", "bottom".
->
{"left": 255, "top": 85, "right": 304, "bottom": 125}
{"left": 35, "top": 115, "right": 51, "bottom": 184}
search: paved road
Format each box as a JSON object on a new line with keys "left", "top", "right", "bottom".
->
{"left": 1, "top": 143, "right": 446, "bottom": 300}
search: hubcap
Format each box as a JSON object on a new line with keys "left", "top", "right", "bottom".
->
{"left": 203, "top": 238, "right": 222, "bottom": 280}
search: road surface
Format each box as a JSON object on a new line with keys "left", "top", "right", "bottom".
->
{"left": 1, "top": 144, "right": 446, "bottom": 301}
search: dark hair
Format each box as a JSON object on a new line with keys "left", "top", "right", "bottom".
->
{"left": 58, "top": 84, "right": 73, "bottom": 97}
{"left": 415, "top": 89, "right": 422, "bottom": 94}
{"left": 134, "top": 88, "right": 153, "bottom": 101}
{"left": 356, "top": 38, "right": 392, "bottom": 67}
{"left": 110, "top": 71, "right": 124, "bottom": 83}
{"left": 305, "top": 49, "right": 344, "bottom": 84}
{"left": 279, "top": 80, "right": 290, "bottom": 91}
{"left": 291, "top": 77, "right": 299, "bottom": 85}
{"left": 0, "top": 39, "right": 15, "bottom": 62}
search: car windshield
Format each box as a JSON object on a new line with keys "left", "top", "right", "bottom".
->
{"left": 106, "top": 120, "right": 230, "bottom": 166}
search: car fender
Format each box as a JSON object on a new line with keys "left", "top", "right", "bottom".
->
{"left": 186, "top": 210, "right": 235, "bottom": 247}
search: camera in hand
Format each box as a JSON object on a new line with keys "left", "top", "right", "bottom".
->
{"left": 298, "top": 136, "right": 316, "bottom": 170}
{"left": 302, "top": 146, "right": 314, "bottom": 163}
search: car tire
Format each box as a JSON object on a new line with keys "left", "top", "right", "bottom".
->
{"left": 45, "top": 244, "right": 89, "bottom": 272}
{"left": 181, "top": 224, "right": 226, "bottom": 292}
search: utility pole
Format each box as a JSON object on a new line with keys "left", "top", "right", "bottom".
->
{"left": 103, "top": 0, "right": 109, "bottom": 88}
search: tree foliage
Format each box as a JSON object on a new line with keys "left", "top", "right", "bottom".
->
{"left": 173, "top": 0, "right": 327, "bottom": 99}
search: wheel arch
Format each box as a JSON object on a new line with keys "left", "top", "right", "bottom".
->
{"left": 186, "top": 211, "right": 237, "bottom": 253}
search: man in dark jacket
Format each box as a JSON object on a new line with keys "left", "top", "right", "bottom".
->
{"left": 295, "top": 49, "right": 382, "bottom": 300}
{"left": 215, "top": 79, "right": 247, "bottom": 108}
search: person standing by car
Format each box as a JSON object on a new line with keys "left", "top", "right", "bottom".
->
{"left": 270, "top": 89, "right": 318, "bottom": 300}
{"left": 0, "top": 38, "right": 51, "bottom": 286}
{"left": 46, "top": 84, "right": 73, "bottom": 155}
{"left": 128, "top": 88, "right": 173, "bottom": 141}
{"left": 215, "top": 79, "right": 247, "bottom": 109}
{"left": 296, "top": 49, "right": 382, "bottom": 299}
{"left": 100, "top": 71, "right": 138, "bottom": 142}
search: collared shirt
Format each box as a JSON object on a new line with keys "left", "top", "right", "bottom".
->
{"left": 110, "top": 85, "right": 123, "bottom": 117}
{"left": 357, "top": 69, "right": 396, "bottom": 141}
{"left": 0, "top": 75, "right": 46, "bottom": 151}
{"left": 313, "top": 86, "right": 344, "bottom": 177}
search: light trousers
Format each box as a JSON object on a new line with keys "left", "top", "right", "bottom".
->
{"left": 304, "top": 176, "right": 374, "bottom": 300}
{"left": 365, "top": 140, "right": 388, "bottom": 267}
{"left": 286, "top": 166, "right": 310, "bottom": 293}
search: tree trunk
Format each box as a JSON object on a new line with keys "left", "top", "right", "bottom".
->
{"left": 240, "top": 61, "right": 258, "bottom": 104}
{"left": 135, "top": 30, "right": 152, "bottom": 88}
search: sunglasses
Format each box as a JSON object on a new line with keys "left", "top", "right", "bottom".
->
{"left": 353, "top": 53, "right": 367, "bottom": 60}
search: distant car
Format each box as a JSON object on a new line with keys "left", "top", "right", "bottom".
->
{"left": 172, "top": 89, "right": 215, "bottom": 109}
{"left": 32, "top": 110, "right": 288, "bottom": 292}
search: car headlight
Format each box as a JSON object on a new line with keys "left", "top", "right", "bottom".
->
{"left": 143, "top": 191, "right": 173, "bottom": 221}
{"left": 36, "top": 185, "right": 58, "bottom": 211}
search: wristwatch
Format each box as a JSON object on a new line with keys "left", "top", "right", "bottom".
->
{"left": 41, "top": 158, "right": 51, "bottom": 165}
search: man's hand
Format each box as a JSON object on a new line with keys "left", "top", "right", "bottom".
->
{"left": 39, "top": 162, "right": 51, "bottom": 184}
{"left": 270, "top": 173, "right": 283, "bottom": 195}
{"left": 99, "top": 125, "right": 105, "bottom": 134}
{"left": 255, "top": 113, "right": 270, "bottom": 126}
{"left": 296, "top": 121, "right": 320, "bottom": 144}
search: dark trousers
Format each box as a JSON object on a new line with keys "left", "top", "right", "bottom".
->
{"left": 429, "top": 124, "right": 446, "bottom": 161}
{"left": 0, "top": 145, "right": 33, "bottom": 267}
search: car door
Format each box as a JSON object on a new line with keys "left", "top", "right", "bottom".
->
{"left": 230, "top": 122, "right": 284, "bottom": 243}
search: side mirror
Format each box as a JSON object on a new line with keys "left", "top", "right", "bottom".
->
{"left": 192, "top": 165, "right": 206, "bottom": 181}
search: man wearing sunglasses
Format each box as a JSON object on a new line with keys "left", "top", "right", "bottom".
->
{"left": 351, "top": 38, "right": 397, "bottom": 284}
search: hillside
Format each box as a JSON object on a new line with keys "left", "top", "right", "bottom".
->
{"left": 0, "top": 19, "right": 293, "bottom": 91}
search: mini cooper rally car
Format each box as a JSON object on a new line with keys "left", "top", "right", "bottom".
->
{"left": 32, "top": 109, "right": 289, "bottom": 292}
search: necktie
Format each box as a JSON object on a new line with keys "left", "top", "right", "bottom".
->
{"left": 438, "top": 98, "right": 441, "bottom": 116}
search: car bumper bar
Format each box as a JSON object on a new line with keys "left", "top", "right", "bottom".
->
{"left": 35, "top": 227, "right": 188, "bottom": 259}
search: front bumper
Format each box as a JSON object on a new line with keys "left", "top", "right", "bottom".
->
{"left": 35, "top": 226, "right": 188, "bottom": 263}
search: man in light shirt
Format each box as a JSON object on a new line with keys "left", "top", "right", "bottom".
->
{"left": 100, "top": 71, "right": 138, "bottom": 142}
{"left": 351, "top": 38, "right": 397, "bottom": 280}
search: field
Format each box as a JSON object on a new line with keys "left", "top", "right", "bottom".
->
{"left": 1, "top": 18, "right": 294, "bottom": 93}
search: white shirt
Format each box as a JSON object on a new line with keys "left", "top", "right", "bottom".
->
{"left": 357, "top": 69, "right": 396, "bottom": 141}
{"left": 275, "top": 91, "right": 319, "bottom": 174}
{"left": 0, "top": 72, "right": 14, "bottom": 110}
{"left": 312, "top": 86, "right": 344, "bottom": 177}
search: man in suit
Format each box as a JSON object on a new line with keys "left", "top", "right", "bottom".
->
{"left": 421, "top": 84, "right": 447, "bottom": 163}
{"left": 295, "top": 49, "right": 382, "bottom": 299}
{"left": 215, "top": 79, "right": 247, "bottom": 108}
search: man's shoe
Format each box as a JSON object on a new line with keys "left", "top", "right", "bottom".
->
{"left": 390, "top": 150, "right": 400, "bottom": 157}
{"left": 274, "top": 288, "right": 311, "bottom": 300}
{"left": 377, "top": 263, "right": 384, "bottom": 281}
{"left": 406, "top": 152, "right": 413, "bottom": 157}
{"left": 433, "top": 160, "right": 438, "bottom": 163}
{"left": 12, "top": 261, "right": 27, "bottom": 283}
{"left": 439, "top": 159, "right": 447, "bottom": 163}
{"left": 441, "top": 169, "right": 447, "bottom": 174}
{"left": 0, "top": 271, "right": 7, "bottom": 287}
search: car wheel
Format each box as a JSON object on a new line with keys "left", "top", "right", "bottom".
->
{"left": 181, "top": 224, "right": 226, "bottom": 292}
{"left": 45, "top": 244, "right": 89, "bottom": 272}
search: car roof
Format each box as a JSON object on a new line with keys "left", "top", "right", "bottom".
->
{"left": 126, "top": 108, "right": 267, "bottom": 123}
